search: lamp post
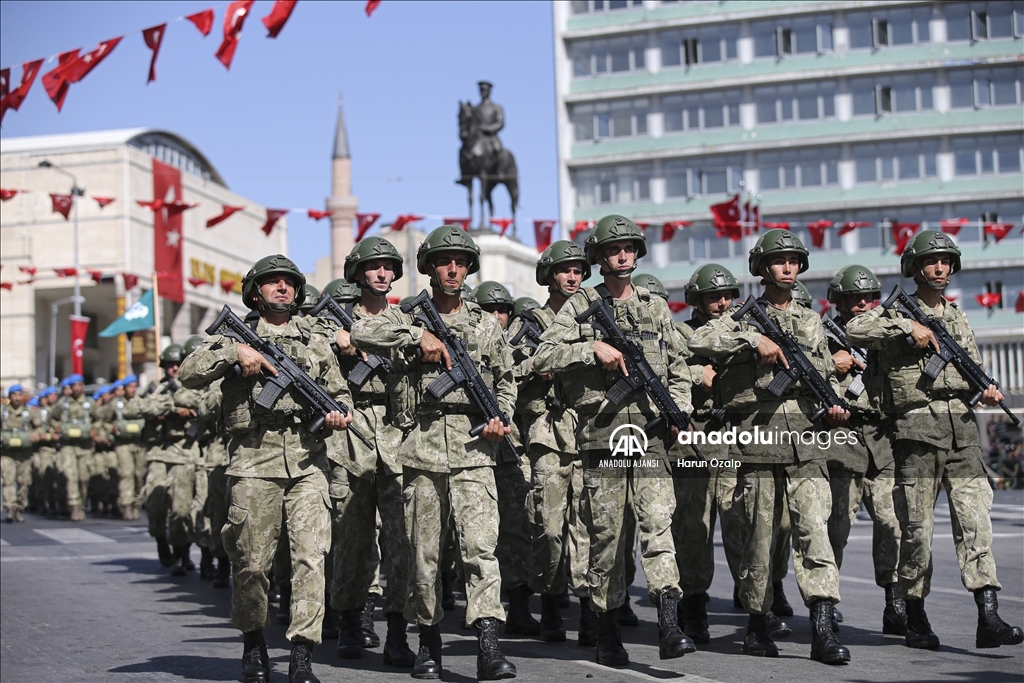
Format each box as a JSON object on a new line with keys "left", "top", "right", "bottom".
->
{"left": 38, "top": 160, "right": 84, "bottom": 318}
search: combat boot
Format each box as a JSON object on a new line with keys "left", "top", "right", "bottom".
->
{"left": 382, "top": 612, "right": 416, "bottom": 667}
{"left": 288, "top": 641, "right": 320, "bottom": 683}
{"left": 975, "top": 587, "right": 1024, "bottom": 648}
{"left": 732, "top": 583, "right": 742, "bottom": 609}
{"left": 360, "top": 598, "right": 380, "bottom": 648}
{"left": 657, "top": 590, "right": 695, "bottom": 659}
{"left": 411, "top": 623, "right": 442, "bottom": 679}
{"left": 321, "top": 603, "right": 339, "bottom": 641}
{"left": 680, "top": 592, "right": 710, "bottom": 644}
{"left": 212, "top": 557, "right": 231, "bottom": 588}
{"left": 477, "top": 617, "right": 517, "bottom": 680}
{"left": 440, "top": 570, "right": 456, "bottom": 610}
{"left": 578, "top": 597, "right": 598, "bottom": 647}
{"left": 199, "top": 547, "right": 215, "bottom": 580}
{"left": 539, "top": 593, "right": 566, "bottom": 642}
{"left": 766, "top": 611, "right": 792, "bottom": 639}
{"left": 771, "top": 581, "right": 793, "bottom": 617}
{"left": 904, "top": 599, "right": 940, "bottom": 649}
{"left": 743, "top": 614, "right": 778, "bottom": 657}
{"left": 241, "top": 630, "right": 270, "bottom": 683}
{"left": 505, "top": 585, "right": 542, "bottom": 636}
{"left": 12, "top": 510, "right": 24, "bottom": 523}
{"left": 809, "top": 600, "right": 850, "bottom": 664}
{"left": 156, "top": 537, "right": 174, "bottom": 567}
{"left": 171, "top": 545, "right": 190, "bottom": 577}
{"left": 556, "top": 585, "right": 571, "bottom": 609}
{"left": 595, "top": 608, "right": 629, "bottom": 667}
{"left": 882, "top": 584, "right": 907, "bottom": 635}
{"left": 277, "top": 584, "right": 292, "bottom": 625}
{"left": 268, "top": 577, "right": 281, "bottom": 604}
{"left": 335, "top": 608, "right": 362, "bottom": 659}
{"left": 617, "top": 595, "right": 639, "bottom": 627}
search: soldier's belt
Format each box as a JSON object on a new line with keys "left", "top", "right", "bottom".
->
{"left": 352, "top": 395, "right": 384, "bottom": 409}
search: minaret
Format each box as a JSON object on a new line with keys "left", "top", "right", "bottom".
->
{"left": 328, "top": 100, "right": 358, "bottom": 278}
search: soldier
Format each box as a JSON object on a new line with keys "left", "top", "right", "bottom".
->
{"left": 2, "top": 385, "right": 35, "bottom": 522}
{"left": 29, "top": 387, "right": 59, "bottom": 516}
{"left": 351, "top": 225, "right": 518, "bottom": 680}
{"left": 846, "top": 231, "right": 1023, "bottom": 650}
{"left": 180, "top": 254, "right": 353, "bottom": 683}
{"left": 326, "top": 237, "right": 416, "bottom": 668}
{"left": 513, "top": 297, "right": 541, "bottom": 316}
{"left": 90, "top": 384, "right": 117, "bottom": 515}
{"left": 298, "top": 284, "right": 321, "bottom": 316}
{"left": 792, "top": 281, "right": 813, "bottom": 308}
{"left": 688, "top": 229, "right": 850, "bottom": 663}
{"left": 49, "top": 374, "right": 94, "bottom": 522}
{"left": 109, "top": 375, "right": 145, "bottom": 520}
{"left": 198, "top": 373, "right": 232, "bottom": 588}
{"left": 533, "top": 215, "right": 693, "bottom": 666}
{"left": 822, "top": 265, "right": 905, "bottom": 635}
{"left": 180, "top": 335, "right": 219, "bottom": 580}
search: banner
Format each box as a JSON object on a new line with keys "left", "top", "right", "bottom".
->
{"left": 99, "top": 289, "right": 155, "bottom": 337}
{"left": 152, "top": 159, "right": 185, "bottom": 303}
{"left": 70, "top": 315, "right": 90, "bottom": 375}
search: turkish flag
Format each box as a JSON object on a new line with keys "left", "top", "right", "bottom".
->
{"left": 1, "top": 189, "right": 18, "bottom": 201}
{"left": 891, "top": 222, "right": 920, "bottom": 255}
{"left": 940, "top": 217, "right": 970, "bottom": 236}
{"left": 152, "top": 159, "right": 185, "bottom": 303}
{"left": 69, "top": 315, "right": 90, "bottom": 375}
{"left": 1015, "top": 291, "right": 1024, "bottom": 313}
{"left": 443, "top": 217, "right": 471, "bottom": 231}
{"left": 123, "top": 273, "right": 138, "bottom": 291}
{"left": 533, "top": 220, "right": 556, "bottom": 252}
{"left": 837, "top": 221, "right": 873, "bottom": 236}
{"left": 806, "top": 219, "right": 833, "bottom": 248}
{"left": 206, "top": 204, "right": 244, "bottom": 228}
{"left": 761, "top": 221, "right": 791, "bottom": 229}
{"left": 216, "top": 1, "right": 256, "bottom": 70}
{"left": 366, "top": 0, "right": 382, "bottom": 17}
{"left": 984, "top": 223, "right": 1014, "bottom": 242}
{"left": 0, "top": 59, "right": 43, "bottom": 124}
{"left": 50, "top": 193, "right": 73, "bottom": 219}
{"left": 45, "top": 38, "right": 121, "bottom": 110}
{"left": 661, "top": 220, "right": 690, "bottom": 243}
{"left": 817, "top": 299, "right": 833, "bottom": 317}
{"left": 87, "top": 269, "right": 104, "bottom": 283}
{"left": 42, "top": 50, "right": 80, "bottom": 112}
{"left": 263, "top": 0, "right": 297, "bottom": 38}
{"left": 570, "top": 220, "right": 594, "bottom": 241}
{"left": 387, "top": 296, "right": 400, "bottom": 305}
{"left": 355, "top": 212, "right": 381, "bottom": 241}
{"left": 188, "top": 276, "right": 208, "bottom": 288}
{"left": 710, "top": 195, "right": 741, "bottom": 228}
{"left": 220, "top": 279, "right": 237, "bottom": 294}
{"left": 186, "top": 9, "right": 215, "bottom": 36}
{"left": 490, "top": 217, "right": 513, "bottom": 236}
{"left": 18, "top": 266, "right": 36, "bottom": 275}
{"left": 390, "top": 214, "right": 423, "bottom": 232}
{"left": 307, "top": 209, "right": 332, "bottom": 221}
{"left": 975, "top": 292, "right": 1001, "bottom": 309}
{"left": 142, "top": 24, "right": 166, "bottom": 83}
{"left": 164, "top": 200, "right": 196, "bottom": 215}
{"left": 137, "top": 199, "right": 164, "bottom": 211}
{"left": 261, "top": 209, "right": 288, "bottom": 235}
{"left": 667, "top": 301, "right": 689, "bottom": 313}
{"left": 93, "top": 196, "right": 115, "bottom": 209}
{"left": 0, "top": 282, "right": 12, "bottom": 291}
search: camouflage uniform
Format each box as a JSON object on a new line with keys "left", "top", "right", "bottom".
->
{"left": 1, "top": 401, "right": 34, "bottom": 518}
{"left": 199, "top": 380, "right": 230, "bottom": 564}
{"left": 104, "top": 391, "right": 144, "bottom": 516}
{"left": 49, "top": 393, "right": 95, "bottom": 515}
{"left": 29, "top": 398, "right": 59, "bottom": 514}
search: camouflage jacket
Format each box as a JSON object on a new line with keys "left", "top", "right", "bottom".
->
{"left": 123, "top": 378, "right": 202, "bottom": 464}
{"left": 1, "top": 403, "right": 34, "bottom": 453}
{"left": 30, "top": 404, "right": 57, "bottom": 449}
{"left": 49, "top": 395, "right": 95, "bottom": 447}
{"left": 677, "top": 317, "right": 720, "bottom": 423}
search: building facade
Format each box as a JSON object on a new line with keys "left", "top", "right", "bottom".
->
{"left": 553, "top": 0, "right": 1024, "bottom": 399}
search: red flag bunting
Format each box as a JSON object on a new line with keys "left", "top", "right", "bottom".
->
{"left": 984, "top": 223, "right": 1014, "bottom": 242}
{"left": 891, "top": 222, "right": 921, "bottom": 255}
{"left": 216, "top": 0, "right": 256, "bottom": 69}
{"left": 54, "top": 268, "right": 77, "bottom": 277}
{"left": 570, "top": 220, "right": 594, "bottom": 241}
{"left": 88, "top": 269, "right": 104, "bottom": 284}
{"left": 0, "top": 189, "right": 18, "bottom": 201}
{"left": 152, "top": 160, "right": 185, "bottom": 303}
{"left": 261, "top": 209, "right": 288, "bottom": 235}
{"left": 142, "top": 24, "right": 166, "bottom": 84}
{"left": 0, "top": 59, "right": 43, "bottom": 124}
{"left": 817, "top": 299, "right": 833, "bottom": 317}
{"left": 43, "top": 37, "right": 122, "bottom": 111}
{"left": 533, "top": 220, "right": 556, "bottom": 252}
{"left": 165, "top": 200, "right": 196, "bottom": 215}
{"left": 940, "top": 217, "right": 970, "bottom": 236}
{"left": 806, "top": 219, "right": 833, "bottom": 249}
{"left": 667, "top": 301, "right": 689, "bottom": 313}
{"left": 188, "top": 276, "right": 208, "bottom": 288}
{"left": 366, "top": 0, "right": 382, "bottom": 17}
{"left": 761, "top": 221, "right": 791, "bottom": 229}
{"left": 93, "top": 196, "right": 115, "bottom": 208}
{"left": 742, "top": 202, "right": 761, "bottom": 234}
{"left": 50, "top": 193, "right": 73, "bottom": 219}
{"left": 634, "top": 221, "right": 650, "bottom": 232}
{"left": 307, "top": 209, "right": 332, "bottom": 221}
{"left": 837, "top": 221, "right": 873, "bottom": 236}
{"left": 1015, "top": 291, "right": 1024, "bottom": 313}
{"left": 70, "top": 315, "right": 89, "bottom": 375}
{"left": 355, "top": 212, "right": 381, "bottom": 241}
{"left": 137, "top": 199, "right": 164, "bottom": 211}
{"left": 206, "top": 204, "right": 244, "bottom": 228}
{"left": 123, "top": 273, "right": 138, "bottom": 291}
{"left": 1, "top": 67, "right": 9, "bottom": 100}
{"left": 390, "top": 214, "right": 424, "bottom": 232}
{"left": 186, "top": 9, "right": 215, "bottom": 36}
{"left": 0, "top": 282, "right": 12, "bottom": 291}
{"left": 18, "top": 266, "right": 36, "bottom": 275}
{"left": 975, "top": 292, "right": 1001, "bottom": 309}
{"left": 263, "top": 0, "right": 297, "bottom": 38}
{"left": 387, "top": 296, "right": 400, "bottom": 305}
{"left": 661, "top": 220, "right": 690, "bottom": 243}
{"left": 42, "top": 50, "right": 80, "bottom": 112}
{"left": 710, "top": 195, "right": 741, "bottom": 228}
{"left": 443, "top": 217, "right": 471, "bottom": 231}
{"left": 490, "top": 217, "right": 513, "bottom": 236}
{"left": 220, "top": 279, "right": 237, "bottom": 293}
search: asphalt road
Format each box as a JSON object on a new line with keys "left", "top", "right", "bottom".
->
{"left": 2, "top": 488, "right": 1022, "bottom": 683}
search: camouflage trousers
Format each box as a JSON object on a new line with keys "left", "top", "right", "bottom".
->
{"left": 1, "top": 451, "right": 32, "bottom": 514}
{"left": 581, "top": 444, "right": 680, "bottom": 613}
{"left": 193, "top": 467, "right": 210, "bottom": 549}
{"left": 57, "top": 444, "right": 92, "bottom": 510}
{"left": 134, "top": 446, "right": 148, "bottom": 507}
{"left": 330, "top": 464, "right": 409, "bottom": 614}
{"left": 29, "top": 447, "right": 58, "bottom": 513}
{"left": 114, "top": 443, "right": 142, "bottom": 510}
{"left": 734, "top": 460, "right": 839, "bottom": 614}
{"left": 144, "top": 461, "right": 196, "bottom": 547}
{"left": 224, "top": 472, "right": 330, "bottom": 643}
{"left": 404, "top": 466, "right": 504, "bottom": 627}
{"left": 527, "top": 445, "right": 590, "bottom": 598}
{"left": 827, "top": 462, "right": 901, "bottom": 588}
{"left": 893, "top": 441, "right": 1000, "bottom": 599}
{"left": 494, "top": 460, "right": 533, "bottom": 592}
{"left": 204, "top": 465, "right": 229, "bottom": 559}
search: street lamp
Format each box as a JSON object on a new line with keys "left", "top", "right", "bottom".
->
{"left": 38, "top": 160, "right": 84, "bottom": 318}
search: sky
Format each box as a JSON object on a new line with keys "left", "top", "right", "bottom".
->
{"left": 0, "top": 0, "right": 560, "bottom": 272}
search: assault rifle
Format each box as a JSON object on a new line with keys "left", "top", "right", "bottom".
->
{"left": 732, "top": 297, "right": 849, "bottom": 423}
{"left": 308, "top": 295, "right": 393, "bottom": 389}
{"left": 508, "top": 309, "right": 563, "bottom": 411}
{"left": 401, "top": 290, "right": 521, "bottom": 465}
{"left": 688, "top": 352, "right": 727, "bottom": 425}
{"left": 881, "top": 284, "right": 1020, "bottom": 427}
{"left": 204, "top": 305, "right": 372, "bottom": 446}
{"left": 821, "top": 315, "right": 867, "bottom": 399}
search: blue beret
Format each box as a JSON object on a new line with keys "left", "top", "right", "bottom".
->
{"left": 65, "top": 373, "right": 85, "bottom": 385}
{"left": 7, "top": 384, "right": 24, "bottom": 394}
{"left": 28, "top": 397, "right": 40, "bottom": 406}
{"left": 121, "top": 374, "right": 139, "bottom": 385}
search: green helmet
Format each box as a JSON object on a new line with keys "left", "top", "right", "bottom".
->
{"left": 416, "top": 225, "right": 481, "bottom": 276}
{"left": 460, "top": 283, "right": 477, "bottom": 303}
{"left": 827, "top": 265, "right": 881, "bottom": 304}
{"left": 323, "top": 278, "right": 360, "bottom": 303}
{"left": 183, "top": 335, "right": 204, "bottom": 357}
{"left": 899, "top": 230, "right": 961, "bottom": 281}
{"left": 160, "top": 343, "right": 184, "bottom": 365}
{"left": 631, "top": 273, "right": 668, "bottom": 301}
{"left": 298, "top": 284, "right": 321, "bottom": 312}
{"left": 792, "top": 282, "right": 813, "bottom": 308}
{"left": 344, "top": 236, "right": 404, "bottom": 284}
{"left": 748, "top": 229, "right": 809, "bottom": 291}
{"left": 474, "top": 281, "right": 514, "bottom": 311}
{"left": 514, "top": 297, "right": 541, "bottom": 318}
{"left": 399, "top": 295, "right": 417, "bottom": 308}
{"left": 684, "top": 264, "right": 741, "bottom": 305}
{"left": 241, "top": 254, "right": 306, "bottom": 313}
{"left": 584, "top": 215, "right": 647, "bottom": 273}
{"left": 535, "top": 240, "right": 590, "bottom": 287}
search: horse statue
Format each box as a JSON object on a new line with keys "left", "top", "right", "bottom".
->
{"left": 458, "top": 100, "right": 519, "bottom": 233}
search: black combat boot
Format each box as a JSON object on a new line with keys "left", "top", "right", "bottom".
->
{"left": 277, "top": 584, "right": 292, "bottom": 625}
{"left": 199, "top": 547, "right": 215, "bottom": 580}
{"left": 617, "top": 595, "right": 639, "bottom": 626}
{"left": 213, "top": 557, "right": 230, "bottom": 588}
{"left": 904, "top": 599, "right": 940, "bottom": 649}
{"left": 596, "top": 608, "right": 629, "bottom": 667}
{"left": 268, "top": 576, "right": 281, "bottom": 604}
{"left": 766, "top": 611, "right": 792, "bottom": 639}
{"left": 743, "top": 614, "right": 778, "bottom": 657}
{"left": 477, "top": 617, "right": 517, "bottom": 680}
{"left": 412, "top": 623, "right": 443, "bottom": 679}
{"left": 975, "top": 587, "right": 1024, "bottom": 648}
{"left": 809, "top": 600, "right": 850, "bottom": 664}
{"left": 288, "top": 641, "right": 320, "bottom": 683}
{"left": 882, "top": 584, "right": 907, "bottom": 635}
{"left": 171, "top": 545, "right": 190, "bottom": 577}
{"left": 179, "top": 544, "right": 195, "bottom": 570}
{"left": 556, "top": 585, "right": 571, "bottom": 609}
{"left": 360, "top": 598, "right": 380, "bottom": 648}
{"left": 658, "top": 590, "right": 695, "bottom": 659}
{"left": 335, "top": 608, "right": 362, "bottom": 659}
{"left": 321, "top": 603, "right": 339, "bottom": 641}
{"left": 771, "top": 581, "right": 793, "bottom": 617}
{"left": 441, "top": 570, "right": 456, "bottom": 610}
{"left": 540, "top": 593, "right": 566, "bottom": 642}
{"left": 241, "top": 630, "right": 270, "bottom": 683}
{"left": 156, "top": 536, "right": 174, "bottom": 567}
{"left": 505, "top": 585, "right": 542, "bottom": 636}
{"left": 578, "top": 597, "right": 599, "bottom": 647}
{"left": 382, "top": 612, "right": 416, "bottom": 667}
{"left": 733, "top": 584, "right": 742, "bottom": 609}
{"left": 680, "top": 592, "right": 710, "bottom": 644}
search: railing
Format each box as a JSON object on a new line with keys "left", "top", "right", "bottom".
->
{"left": 980, "top": 341, "right": 1024, "bottom": 394}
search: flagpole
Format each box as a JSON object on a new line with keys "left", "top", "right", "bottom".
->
{"left": 153, "top": 273, "right": 162, "bottom": 382}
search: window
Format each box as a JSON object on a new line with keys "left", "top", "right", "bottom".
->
{"left": 753, "top": 16, "right": 834, "bottom": 58}
{"left": 755, "top": 81, "right": 835, "bottom": 124}
{"left": 571, "top": 0, "right": 643, "bottom": 14}
{"left": 663, "top": 89, "right": 741, "bottom": 132}
{"left": 949, "top": 66, "right": 1024, "bottom": 109}
{"left": 663, "top": 155, "right": 744, "bottom": 198}
{"left": 757, "top": 147, "right": 839, "bottom": 190}
{"left": 571, "top": 35, "right": 647, "bottom": 78}
{"left": 848, "top": 6, "right": 931, "bottom": 49}
{"left": 952, "top": 134, "right": 1024, "bottom": 176}
{"left": 572, "top": 99, "right": 649, "bottom": 142}
{"left": 574, "top": 165, "right": 652, "bottom": 207}
{"left": 946, "top": 2, "right": 1017, "bottom": 41}
{"left": 660, "top": 24, "right": 738, "bottom": 67}
{"left": 851, "top": 73, "right": 935, "bottom": 116}
{"left": 853, "top": 140, "right": 939, "bottom": 183}
{"left": 950, "top": 198, "right": 1024, "bottom": 243}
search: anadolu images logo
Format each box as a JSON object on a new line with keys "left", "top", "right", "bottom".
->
{"left": 609, "top": 424, "right": 648, "bottom": 458}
